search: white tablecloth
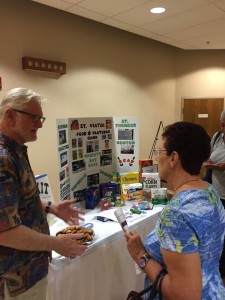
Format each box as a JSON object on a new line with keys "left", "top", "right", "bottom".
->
{"left": 47, "top": 205, "right": 163, "bottom": 300}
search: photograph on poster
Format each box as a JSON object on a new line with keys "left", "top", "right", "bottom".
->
{"left": 102, "top": 134, "right": 107, "bottom": 140}
{"left": 73, "top": 189, "right": 86, "bottom": 202}
{"left": 78, "top": 149, "right": 83, "bottom": 159}
{"left": 100, "top": 154, "right": 112, "bottom": 166}
{"left": 106, "top": 119, "right": 112, "bottom": 129}
{"left": 72, "top": 138, "right": 77, "bottom": 148}
{"left": 102, "top": 149, "right": 112, "bottom": 155}
{"left": 87, "top": 173, "right": 99, "bottom": 187}
{"left": 60, "top": 185, "right": 70, "bottom": 200}
{"left": 118, "top": 129, "right": 134, "bottom": 140}
{"left": 66, "top": 166, "right": 69, "bottom": 178}
{"left": 58, "top": 130, "right": 67, "bottom": 145}
{"left": 60, "top": 178, "right": 70, "bottom": 200}
{"left": 78, "top": 138, "right": 83, "bottom": 147}
{"left": 72, "top": 159, "right": 86, "bottom": 173}
{"left": 104, "top": 140, "right": 109, "bottom": 149}
{"left": 60, "top": 151, "right": 68, "bottom": 167}
{"left": 72, "top": 150, "right": 77, "bottom": 160}
{"left": 121, "top": 144, "right": 134, "bottom": 154}
{"left": 59, "top": 169, "right": 65, "bottom": 181}
{"left": 86, "top": 140, "right": 99, "bottom": 153}
{"left": 71, "top": 119, "right": 79, "bottom": 130}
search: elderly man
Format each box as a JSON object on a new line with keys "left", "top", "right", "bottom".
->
{"left": 0, "top": 88, "right": 86, "bottom": 300}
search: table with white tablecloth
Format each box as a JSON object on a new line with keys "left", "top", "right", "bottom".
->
{"left": 47, "top": 205, "right": 163, "bottom": 300}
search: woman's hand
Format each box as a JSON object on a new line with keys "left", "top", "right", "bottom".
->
{"left": 52, "top": 199, "right": 85, "bottom": 225}
{"left": 125, "top": 231, "right": 146, "bottom": 262}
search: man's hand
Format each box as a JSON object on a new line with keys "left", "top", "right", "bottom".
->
{"left": 53, "top": 233, "right": 87, "bottom": 258}
{"left": 51, "top": 199, "right": 85, "bottom": 225}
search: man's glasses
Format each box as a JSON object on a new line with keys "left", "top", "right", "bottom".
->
{"left": 153, "top": 149, "right": 167, "bottom": 156}
{"left": 12, "top": 109, "right": 46, "bottom": 124}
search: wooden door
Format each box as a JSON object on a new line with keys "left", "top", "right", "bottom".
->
{"left": 182, "top": 98, "right": 224, "bottom": 138}
{"left": 183, "top": 98, "right": 224, "bottom": 177}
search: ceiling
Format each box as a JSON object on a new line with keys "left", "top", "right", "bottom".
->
{"left": 31, "top": 0, "right": 225, "bottom": 50}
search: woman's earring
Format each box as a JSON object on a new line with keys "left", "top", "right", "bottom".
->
{"left": 170, "top": 163, "right": 173, "bottom": 169}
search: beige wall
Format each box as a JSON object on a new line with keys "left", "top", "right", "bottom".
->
{"left": 1, "top": 0, "right": 225, "bottom": 200}
{"left": 175, "top": 51, "right": 225, "bottom": 118}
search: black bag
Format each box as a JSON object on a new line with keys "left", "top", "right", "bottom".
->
{"left": 126, "top": 285, "right": 153, "bottom": 300}
{"left": 202, "top": 169, "right": 213, "bottom": 184}
{"left": 202, "top": 131, "right": 222, "bottom": 184}
{"left": 126, "top": 269, "right": 167, "bottom": 300}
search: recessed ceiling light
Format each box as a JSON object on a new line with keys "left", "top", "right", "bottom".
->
{"left": 150, "top": 7, "right": 166, "bottom": 14}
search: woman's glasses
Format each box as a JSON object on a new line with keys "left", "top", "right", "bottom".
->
{"left": 153, "top": 149, "right": 167, "bottom": 156}
{"left": 12, "top": 109, "right": 46, "bottom": 124}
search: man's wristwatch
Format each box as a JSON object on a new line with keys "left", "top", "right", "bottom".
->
{"left": 138, "top": 253, "right": 152, "bottom": 269}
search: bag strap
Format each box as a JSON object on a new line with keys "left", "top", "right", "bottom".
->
{"left": 126, "top": 284, "right": 153, "bottom": 300}
{"left": 127, "top": 268, "right": 167, "bottom": 300}
{"left": 148, "top": 269, "right": 167, "bottom": 300}
{"left": 158, "top": 270, "right": 167, "bottom": 300}
{"left": 137, "top": 284, "right": 153, "bottom": 297}
{"left": 212, "top": 131, "right": 222, "bottom": 149}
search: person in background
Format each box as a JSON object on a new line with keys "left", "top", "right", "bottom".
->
{"left": 0, "top": 88, "right": 87, "bottom": 300}
{"left": 125, "top": 122, "right": 225, "bottom": 299}
{"left": 204, "top": 109, "right": 225, "bottom": 285}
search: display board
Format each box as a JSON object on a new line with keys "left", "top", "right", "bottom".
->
{"left": 113, "top": 116, "right": 139, "bottom": 173}
{"left": 57, "top": 117, "right": 139, "bottom": 201}
{"left": 35, "top": 174, "right": 54, "bottom": 202}
{"left": 35, "top": 174, "right": 55, "bottom": 224}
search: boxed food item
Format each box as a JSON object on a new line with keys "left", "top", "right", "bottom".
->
{"left": 85, "top": 186, "right": 99, "bottom": 209}
{"left": 120, "top": 172, "right": 139, "bottom": 185}
{"left": 122, "top": 183, "right": 142, "bottom": 201}
{"left": 99, "top": 182, "right": 117, "bottom": 210}
{"left": 139, "top": 159, "right": 153, "bottom": 180}
{"left": 120, "top": 172, "right": 140, "bottom": 203}
{"left": 151, "top": 188, "right": 168, "bottom": 205}
{"left": 142, "top": 173, "right": 161, "bottom": 200}
{"left": 133, "top": 200, "right": 153, "bottom": 210}
{"left": 139, "top": 159, "right": 153, "bottom": 172}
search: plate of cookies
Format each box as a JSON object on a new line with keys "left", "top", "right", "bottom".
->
{"left": 56, "top": 225, "right": 95, "bottom": 245}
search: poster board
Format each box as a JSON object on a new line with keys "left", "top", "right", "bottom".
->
{"left": 57, "top": 117, "right": 139, "bottom": 202}
{"left": 35, "top": 174, "right": 55, "bottom": 224}
{"left": 35, "top": 174, "right": 54, "bottom": 202}
{"left": 113, "top": 116, "right": 139, "bottom": 173}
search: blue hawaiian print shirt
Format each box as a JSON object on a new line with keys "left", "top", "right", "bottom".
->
{"left": 0, "top": 134, "right": 50, "bottom": 299}
{"left": 144, "top": 186, "right": 225, "bottom": 299}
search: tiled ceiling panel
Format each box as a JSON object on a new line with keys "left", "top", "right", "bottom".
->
{"left": 31, "top": 0, "right": 225, "bottom": 49}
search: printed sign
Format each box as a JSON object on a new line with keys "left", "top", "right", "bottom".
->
{"left": 57, "top": 117, "right": 114, "bottom": 201}
{"left": 113, "top": 116, "right": 139, "bottom": 173}
{"left": 57, "top": 116, "right": 139, "bottom": 201}
{"left": 35, "top": 174, "right": 54, "bottom": 202}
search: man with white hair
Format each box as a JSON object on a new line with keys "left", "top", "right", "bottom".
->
{"left": 0, "top": 88, "right": 87, "bottom": 300}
